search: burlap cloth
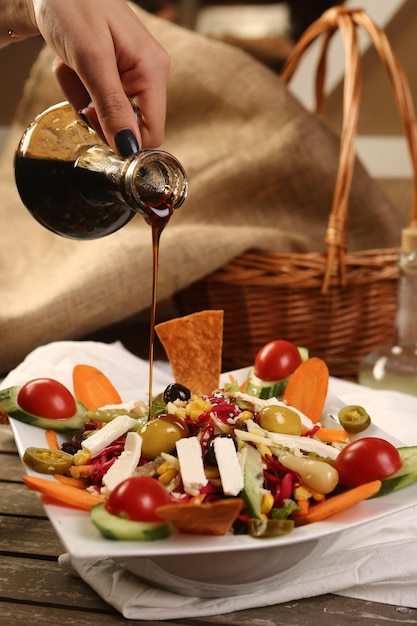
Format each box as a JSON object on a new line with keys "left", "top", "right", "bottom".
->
{"left": 0, "top": 5, "right": 404, "bottom": 375}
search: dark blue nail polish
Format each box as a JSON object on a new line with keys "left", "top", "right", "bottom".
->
{"left": 115, "top": 129, "right": 140, "bottom": 156}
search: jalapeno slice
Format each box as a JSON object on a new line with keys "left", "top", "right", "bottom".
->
{"left": 248, "top": 518, "right": 294, "bottom": 538}
{"left": 338, "top": 405, "right": 371, "bottom": 434}
{"left": 23, "top": 447, "right": 74, "bottom": 475}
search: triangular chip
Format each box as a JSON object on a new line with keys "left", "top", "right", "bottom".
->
{"left": 156, "top": 310, "right": 223, "bottom": 395}
{"left": 156, "top": 498, "right": 244, "bottom": 535}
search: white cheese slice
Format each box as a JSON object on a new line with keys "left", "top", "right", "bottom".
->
{"left": 236, "top": 420, "right": 340, "bottom": 460}
{"left": 233, "top": 392, "right": 314, "bottom": 430}
{"left": 176, "top": 437, "right": 208, "bottom": 496}
{"left": 82, "top": 414, "right": 138, "bottom": 456}
{"left": 213, "top": 437, "right": 244, "bottom": 496}
{"left": 102, "top": 431, "right": 142, "bottom": 494}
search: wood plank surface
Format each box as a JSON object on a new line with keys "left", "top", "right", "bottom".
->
{"left": 1, "top": 424, "right": 417, "bottom": 625}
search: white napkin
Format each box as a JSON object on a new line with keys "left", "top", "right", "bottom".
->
{"left": 4, "top": 340, "right": 417, "bottom": 620}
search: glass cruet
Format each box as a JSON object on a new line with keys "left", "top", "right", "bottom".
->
{"left": 14, "top": 101, "right": 188, "bottom": 240}
{"left": 358, "top": 226, "right": 417, "bottom": 396}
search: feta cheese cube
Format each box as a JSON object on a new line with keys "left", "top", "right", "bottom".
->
{"left": 176, "top": 437, "right": 208, "bottom": 496}
{"left": 213, "top": 437, "right": 244, "bottom": 496}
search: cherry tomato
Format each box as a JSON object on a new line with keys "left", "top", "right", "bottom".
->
{"left": 105, "top": 476, "right": 172, "bottom": 522}
{"left": 333, "top": 437, "right": 402, "bottom": 487}
{"left": 254, "top": 339, "right": 302, "bottom": 382}
{"left": 17, "top": 378, "right": 77, "bottom": 419}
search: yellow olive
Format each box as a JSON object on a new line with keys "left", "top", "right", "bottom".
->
{"left": 279, "top": 455, "right": 339, "bottom": 494}
{"left": 139, "top": 415, "right": 189, "bottom": 460}
{"left": 259, "top": 405, "right": 302, "bottom": 435}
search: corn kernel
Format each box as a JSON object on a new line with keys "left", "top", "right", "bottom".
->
{"left": 237, "top": 410, "right": 253, "bottom": 424}
{"left": 261, "top": 492, "right": 275, "bottom": 515}
{"left": 73, "top": 449, "right": 91, "bottom": 466}
{"left": 185, "top": 396, "right": 212, "bottom": 421}
{"left": 309, "top": 489, "right": 325, "bottom": 502}
{"left": 257, "top": 443, "right": 272, "bottom": 458}
{"left": 158, "top": 468, "right": 178, "bottom": 485}
{"left": 156, "top": 461, "right": 172, "bottom": 476}
{"left": 293, "top": 485, "right": 311, "bottom": 501}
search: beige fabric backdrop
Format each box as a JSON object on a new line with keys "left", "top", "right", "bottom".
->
{"left": 0, "top": 5, "right": 405, "bottom": 375}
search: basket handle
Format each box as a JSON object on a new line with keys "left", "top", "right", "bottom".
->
{"left": 281, "top": 6, "right": 417, "bottom": 293}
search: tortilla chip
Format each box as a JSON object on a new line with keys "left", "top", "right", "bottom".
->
{"left": 156, "top": 498, "right": 244, "bottom": 535}
{"left": 155, "top": 310, "right": 224, "bottom": 395}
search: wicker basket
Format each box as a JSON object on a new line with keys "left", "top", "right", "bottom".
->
{"left": 175, "top": 6, "right": 417, "bottom": 378}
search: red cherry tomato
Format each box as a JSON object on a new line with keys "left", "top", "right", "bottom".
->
{"left": 333, "top": 437, "right": 402, "bottom": 487}
{"left": 254, "top": 339, "right": 302, "bottom": 381}
{"left": 105, "top": 476, "right": 172, "bottom": 522}
{"left": 17, "top": 378, "right": 77, "bottom": 419}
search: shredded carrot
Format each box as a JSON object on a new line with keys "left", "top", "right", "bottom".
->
{"left": 296, "top": 499, "right": 310, "bottom": 515}
{"left": 22, "top": 475, "right": 103, "bottom": 511}
{"left": 315, "top": 427, "right": 349, "bottom": 443}
{"left": 293, "top": 480, "right": 382, "bottom": 526}
{"left": 188, "top": 493, "right": 207, "bottom": 505}
{"left": 68, "top": 464, "right": 92, "bottom": 478}
{"left": 72, "top": 364, "right": 122, "bottom": 410}
{"left": 54, "top": 474, "right": 89, "bottom": 489}
{"left": 283, "top": 357, "right": 329, "bottom": 423}
{"left": 45, "top": 429, "right": 60, "bottom": 450}
{"left": 227, "top": 373, "right": 250, "bottom": 393}
{"left": 239, "top": 377, "right": 250, "bottom": 393}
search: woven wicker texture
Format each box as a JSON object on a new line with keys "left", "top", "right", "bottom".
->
{"left": 176, "top": 6, "right": 417, "bottom": 378}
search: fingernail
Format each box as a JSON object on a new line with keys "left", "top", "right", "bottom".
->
{"left": 115, "top": 129, "right": 140, "bottom": 156}
{"left": 78, "top": 109, "right": 93, "bottom": 129}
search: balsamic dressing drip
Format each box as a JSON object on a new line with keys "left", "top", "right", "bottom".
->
{"left": 144, "top": 201, "right": 174, "bottom": 410}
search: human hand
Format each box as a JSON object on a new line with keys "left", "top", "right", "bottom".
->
{"left": 29, "top": 0, "right": 170, "bottom": 153}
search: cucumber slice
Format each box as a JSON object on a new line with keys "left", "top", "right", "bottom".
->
{"left": 375, "top": 446, "right": 417, "bottom": 497}
{"left": 241, "top": 443, "right": 265, "bottom": 518}
{"left": 91, "top": 503, "right": 171, "bottom": 541}
{"left": 245, "top": 369, "right": 287, "bottom": 400}
{"left": 0, "top": 385, "right": 86, "bottom": 432}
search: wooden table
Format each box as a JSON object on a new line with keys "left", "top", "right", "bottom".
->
{"left": 1, "top": 424, "right": 416, "bottom": 625}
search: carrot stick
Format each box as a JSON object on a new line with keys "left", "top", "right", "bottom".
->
{"left": 22, "top": 475, "right": 103, "bottom": 511}
{"left": 283, "top": 357, "right": 329, "bottom": 423}
{"left": 45, "top": 429, "right": 60, "bottom": 450}
{"left": 72, "top": 364, "right": 122, "bottom": 410}
{"left": 54, "top": 474, "right": 89, "bottom": 489}
{"left": 315, "top": 427, "right": 349, "bottom": 443}
{"left": 293, "top": 480, "right": 382, "bottom": 526}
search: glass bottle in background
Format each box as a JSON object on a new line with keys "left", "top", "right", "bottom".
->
{"left": 14, "top": 102, "right": 188, "bottom": 240}
{"left": 358, "top": 226, "right": 417, "bottom": 396}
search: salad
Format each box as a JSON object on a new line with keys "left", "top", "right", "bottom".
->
{"left": 2, "top": 335, "right": 417, "bottom": 544}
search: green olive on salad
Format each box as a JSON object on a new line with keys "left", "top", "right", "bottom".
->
{"left": 258, "top": 405, "right": 302, "bottom": 435}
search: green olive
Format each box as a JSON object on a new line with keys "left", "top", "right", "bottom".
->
{"left": 139, "top": 414, "right": 189, "bottom": 460}
{"left": 259, "top": 405, "right": 302, "bottom": 435}
{"left": 338, "top": 405, "right": 371, "bottom": 434}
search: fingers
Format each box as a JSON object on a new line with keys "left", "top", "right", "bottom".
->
{"left": 36, "top": 0, "right": 170, "bottom": 153}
